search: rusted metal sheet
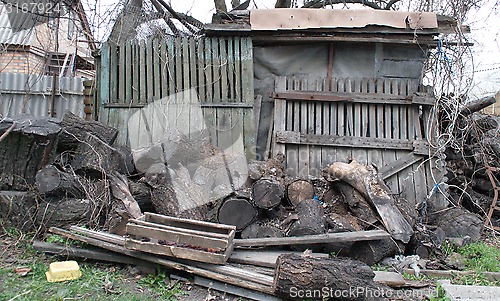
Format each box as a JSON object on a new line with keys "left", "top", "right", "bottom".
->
{"left": 250, "top": 9, "right": 437, "bottom": 31}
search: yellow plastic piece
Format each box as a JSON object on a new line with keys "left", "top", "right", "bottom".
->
{"left": 45, "top": 261, "right": 82, "bottom": 282}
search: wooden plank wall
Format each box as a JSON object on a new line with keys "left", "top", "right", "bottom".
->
{"left": 273, "top": 76, "right": 444, "bottom": 205}
{"left": 98, "top": 37, "right": 255, "bottom": 159}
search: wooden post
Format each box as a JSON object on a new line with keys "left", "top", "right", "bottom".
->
{"left": 99, "top": 42, "right": 110, "bottom": 120}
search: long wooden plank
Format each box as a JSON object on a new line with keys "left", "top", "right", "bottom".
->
{"left": 126, "top": 224, "right": 228, "bottom": 250}
{"left": 153, "top": 39, "right": 161, "bottom": 101}
{"left": 109, "top": 43, "right": 118, "bottom": 103}
{"left": 182, "top": 37, "right": 190, "bottom": 93}
{"left": 276, "top": 131, "right": 414, "bottom": 150}
{"left": 174, "top": 36, "right": 182, "bottom": 93}
{"left": 196, "top": 39, "right": 205, "bottom": 101}
{"left": 212, "top": 37, "right": 221, "bottom": 101}
{"left": 139, "top": 40, "right": 147, "bottom": 103}
{"left": 272, "top": 77, "right": 287, "bottom": 157}
{"left": 132, "top": 42, "right": 139, "bottom": 103}
{"left": 234, "top": 36, "right": 241, "bottom": 102}
{"left": 49, "top": 227, "right": 275, "bottom": 295}
{"left": 379, "top": 152, "right": 424, "bottom": 180}
{"left": 118, "top": 43, "right": 126, "bottom": 103}
{"left": 99, "top": 42, "right": 110, "bottom": 109}
{"left": 146, "top": 39, "right": 154, "bottom": 103}
{"left": 272, "top": 91, "right": 413, "bottom": 104}
{"left": 234, "top": 230, "right": 390, "bottom": 247}
{"left": 160, "top": 39, "right": 168, "bottom": 98}
{"left": 194, "top": 277, "right": 281, "bottom": 301}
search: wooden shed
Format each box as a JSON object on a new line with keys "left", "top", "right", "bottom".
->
{"left": 96, "top": 8, "right": 452, "bottom": 205}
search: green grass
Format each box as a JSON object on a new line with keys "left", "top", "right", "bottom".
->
{"left": 0, "top": 231, "right": 188, "bottom": 301}
{"left": 456, "top": 242, "right": 500, "bottom": 273}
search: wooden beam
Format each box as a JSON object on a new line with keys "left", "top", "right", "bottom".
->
{"left": 194, "top": 277, "right": 281, "bottom": 301}
{"left": 276, "top": 131, "right": 414, "bottom": 150}
{"left": 234, "top": 229, "right": 390, "bottom": 247}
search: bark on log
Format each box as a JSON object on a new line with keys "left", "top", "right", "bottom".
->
{"left": 286, "top": 179, "right": 315, "bottom": 207}
{"left": 350, "top": 238, "right": 403, "bottom": 266}
{"left": 429, "top": 207, "right": 483, "bottom": 242}
{"left": 109, "top": 173, "right": 142, "bottom": 219}
{"left": 252, "top": 177, "right": 284, "bottom": 209}
{"left": 0, "top": 191, "right": 37, "bottom": 231}
{"left": 274, "top": 254, "right": 388, "bottom": 300}
{"left": 288, "top": 199, "right": 325, "bottom": 251}
{"left": 71, "top": 133, "right": 126, "bottom": 178}
{"left": 0, "top": 116, "right": 60, "bottom": 190}
{"left": 322, "top": 161, "right": 413, "bottom": 243}
{"left": 58, "top": 110, "right": 118, "bottom": 151}
{"left": 218, "top": 195, "right": 257, "bottom": 231}
{"left": 128, "top": 181, "right": 154, "bottom": 212}
{"left": 460, "top": 96, "right": 496, "bottom": 117}
{"left": 241, "top": 223, "right": 285, "bottom": 239}
{"left": 36, "top": 197, "right": 96, "bottom": 230}
{"left": 35, "top": 165, "right": 85, "bottom": 198}
{"left": 334, "top": 182, "right": 379, "bottom": 228}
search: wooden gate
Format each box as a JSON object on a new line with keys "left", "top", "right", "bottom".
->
{"left": 272, "top": 76, "right": 445, "bottom": 204}
{"left": 97, "top": 36, "right": 255, "bottom": 159}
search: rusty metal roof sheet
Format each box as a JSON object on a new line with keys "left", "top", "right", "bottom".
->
{"left": 250, "top": 9, "right": 438, "bottom": 31}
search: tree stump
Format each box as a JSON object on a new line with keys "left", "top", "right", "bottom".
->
{"left": 35, "top": 165, "right": 86, "bottom": 198}
{"left": 274, "top": 254, "right": 388, "bottom": 300}
{"left": 429, "top": 207, "right": 483, "bottom": 242}
{"left": 288, "top": 199, "right": 325, "bottom": 251}
{"left": 286, "top": 179, "right": 315, "bottom": 207}
{"left": 218, "top": 195, "right": 257, "bottom": 231}
{"left": 252, "top": 177, "right": 284, "bottom": 209}
{"left": 0, "top": 116, "right": 60, "bottom": 190}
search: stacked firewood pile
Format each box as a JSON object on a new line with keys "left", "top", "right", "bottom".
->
{"left": 446, "top": 111, "right": 500, "bottom": 228}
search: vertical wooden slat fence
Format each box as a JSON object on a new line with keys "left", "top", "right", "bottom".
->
{"left": 98, "top": 37, "right": 255, "bottom": 159}
{"left": 272, "top": 76, "right": 444, "bottom": 205}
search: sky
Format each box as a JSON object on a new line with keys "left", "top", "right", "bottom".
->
{"left": 89, "top": 0, "right": 499, "bottom": 97}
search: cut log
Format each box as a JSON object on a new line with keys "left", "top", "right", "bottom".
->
{"left": 35, "top": 165, "right": 85, "bottom": 198}
{"left": 71, "top": 133, "right": 126, "bottom": 178}
{"left": 350, "top": 238, "right": 403, "bottom": 266}
{"left": 323, "top": 212, "right": 361, "bottom": 256}
{"left": 288, "top": 199, "right": 325, "bottom": 251}
{"left": 0, "top": 191, "right": 37, "bottom": 231}
{"left": 286, "top": 179, "right": 315, "bottom": 207}
{"left": 128, "top": 180, "right": 154, "bottom": 212}
{"left": 322, "top": 161, "right": 413, "bottom": 243}
{"left": 252, "top": 177, "right": 284, "bottom": 209}
{"left": 218, "top": 195, "right": 257, "bottom": 231}
{"left": 429, "top": 207, "right": 483, "bottom": 242}
{"left": 0, "top": 116, "right": 60, "bottom": 190}
{"left": 36, "top": 197, "right": 97, "bottom": 230}
{"left": 107, "top": 173, "right": 143, "bottom": 235}
{"left": 274, "top": 254, "right": 389, "bottom": 300}
{"left": 241, "top": 223, "right": 284, "bottom": 239}
{"left": 460, "top": 96, "right": 496, "bottom": 117}
{"left": 247, "top": 160, "right": 265, "bottom": 180}
{"left": 58, "top": 111, "right": 118, "bottom": 151}
{"left": 334, "top": 182, "right": 379, "bottom": 229}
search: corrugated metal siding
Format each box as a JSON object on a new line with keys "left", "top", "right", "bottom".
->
{"left": 0, "top": 3, "right": 38, "bottom": 45}
{"left": 0, "top": 73, "right": 85, "bottom": 119}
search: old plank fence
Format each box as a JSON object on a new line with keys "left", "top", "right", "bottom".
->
{"left": 97, "top": 37, "right": 255, "bottom": 159}
{"left": 271, "top": 76, "right": 445, "bottom": 205}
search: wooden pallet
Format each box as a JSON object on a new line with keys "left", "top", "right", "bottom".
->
{"left": 125, "top": 213, "right": 236, "bottom": 264}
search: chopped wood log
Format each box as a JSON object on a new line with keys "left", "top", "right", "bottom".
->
{"left": 0, "top": 191, "right": 37, "bottom": 231}
{"left": 128, "top": 180, "right": 154, "bottom": 212}
{"left": 429, "top": 207, "right": 483, "bottom": 242}
{"left": 274, "top": 254, "right": 389, "bottom": 300}
{"left": 350, "top": 238, "right": 403, "bottom": 266}
{"left": 107, "top": 173, "right": 142, "bottom": 235}
{"left": 288, "top": 199, "right": 325, "bottom": 251}
{"left": 286, "top": 179, "right": 315, "bottom": 207}
{"left": 234, "top": 230, "right": 390, "bottom": 247}
{"left": 334, "top": 182, "right": 379, "bottom": 228}
{"left": 460, "top": 96, "right": 496, "bottom": 117}
{"left": 252, "top": 177, "right": 284, "bottom": 209}
{"left": 247, "top": 160, "right": 265, "bottom": 180}
{"left": 71, "top": 133, "right": 127, "bottom": 178}
{"left": 323, "top": 212, "right": 361, "bottom": 256}
{"left": 58, "top": 110, "right": 118, "bottom": 151}
{"left": 218, "top": 195, "right": 257, "bottom": 231}
{"left": 36, "top": 197, "right": 96, "bottom": 230}
{"left": 241, "top": 223, "right": 284, "bottom": 239}
{"left": 0, "top": 116, "right": 60, "bottom": 190}
{"left": 322, "top": 161, "right": 413, "bottom": 243}
{"left": 35, "top": 165, "right": 85, "bottom": 198}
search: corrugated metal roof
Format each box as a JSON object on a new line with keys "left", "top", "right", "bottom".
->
{"left": 0, "top": 1, "right": 45, "bottom": 45}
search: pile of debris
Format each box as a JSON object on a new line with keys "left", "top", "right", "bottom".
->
{"left": 0, "top": 110, "right": 496, "bottom": 299}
